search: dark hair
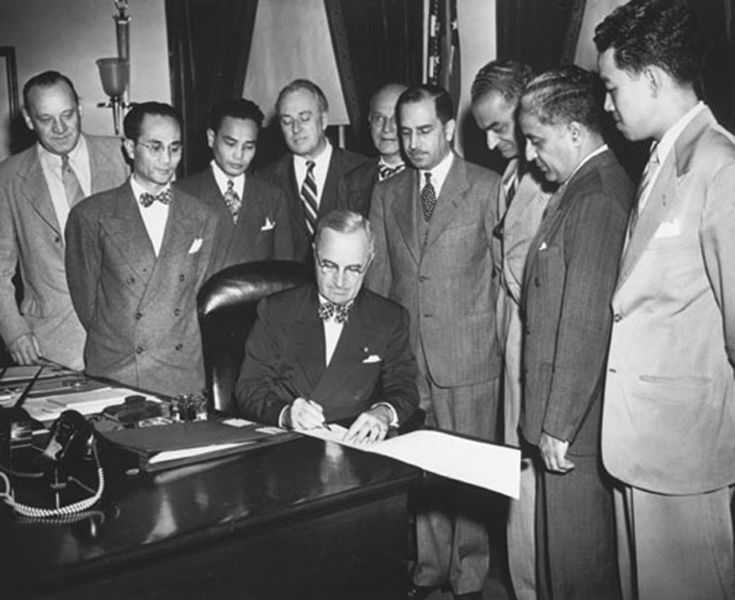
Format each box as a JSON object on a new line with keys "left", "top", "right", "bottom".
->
{"left": 593, "top": 0, "right": 703, "bottom": 85}
{"left": 471, "top": 60, "right": 534, "bottom": 105}
{"left": 520, "top": 66, "right": 606, "bottom": 134}
{"left": 209, "top": 98, "right": 264, "bottom": 132}
{"left": 276, "top": 79, "right": 328, "bottom": 114}
{"left": 397, "top": 84, "right": 455, "bottom": 124}
{"left": 123, "top": 102, "right": 182, "bottom": 142}
{"left": 23, "top": 70, "right": 79, "bottom": 109}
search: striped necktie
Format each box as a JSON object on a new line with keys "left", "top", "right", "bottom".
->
{"left": 223, "top": 179, "right": 242, "bottom": 223}
{"left": 300, "top": 160, "right": 318, "bottom": 236}
{"left": 627, "top": 145, "right": 660, "bottom": 241}
{"left": 61, "top": 154, "right": 84, "bottom": 207}
{"left": 378, "top": 162, "right": 405, "bottom": 182}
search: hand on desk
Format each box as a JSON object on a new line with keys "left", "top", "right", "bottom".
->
{"left": 539, "top": 432, "right": 575, "bottom": 474}
{"left": 8, "top": 333, "right": 41, "bottom": 365}
{"left": 289, "top": 397, "right": 328, "bottom": 431}
{"left": 345, "top": 406, "right": 391, "bottom": 444}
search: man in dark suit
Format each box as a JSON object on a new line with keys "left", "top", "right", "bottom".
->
{"left": 0, "top": 71, "right": 127, "bottom": 369}
{"left": 260, "top": 79, "right": 368, "bottom": 262}
{"left": 340, "top": 83, "right": 407, "bottom": 216}
{"left": 65, "top": 102, "right": 220, "bottom": 397}
{"left": 518, "top": 66, "right": 633, "bottom": 599}
{"left": 176, "top": 98, "right": 293, "bottom": 271}
{"left": 236, "top": 209, "right": 418, "bottom": 442}
{"left": 367, "top": 84, "right": 501, "bottom": 600}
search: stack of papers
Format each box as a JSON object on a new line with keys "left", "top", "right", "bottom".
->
{"left": 23, "top": 387, "right": 161, "bottom": 422}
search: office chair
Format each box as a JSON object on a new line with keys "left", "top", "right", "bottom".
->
{"left": 197, "top": 260, "right": 311, "bottom": 415}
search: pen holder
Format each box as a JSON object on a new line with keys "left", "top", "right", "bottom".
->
{"left": 171, "top": 393, "right": 208, "bottom": 422}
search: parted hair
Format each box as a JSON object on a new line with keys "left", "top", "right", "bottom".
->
{"left": 23, "top": 70, "right": 79, "bottom": 108}
{"left": 520, "top": 66, "right": 605, "bottom": 134}
{"left": 594, "top": 0, "right": 703, "bottom": 85}
{"left": 314, "top": 210, "right": 375, "bottom": 254}
{"left": 397, "top": 84, "right": 455, "bottom": 124}
{"left": 123, "top": 102, "right": 182, "bottom": 142}
{"left": 471, "top": 60, "right": 534, "bottom": 105}
{"left": 276, "top": 79, "right": 329, "bottom": 114}
{"left": 209, "top": 98, "right": 264, "bottom": 132}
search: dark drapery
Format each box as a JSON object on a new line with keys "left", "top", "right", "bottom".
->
{"left": 165, "top": 0, "right": 259, "bottom": 176}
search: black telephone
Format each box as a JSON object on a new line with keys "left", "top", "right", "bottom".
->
{"left": 42, "top": 409, "right": 95, "bottom": 464}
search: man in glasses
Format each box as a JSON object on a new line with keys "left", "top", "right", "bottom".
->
{"left": 236, "top": 209, "right": 418, "bottom": 443}
{"left": 65, "top": 102, "right": 220, "bottom": 397}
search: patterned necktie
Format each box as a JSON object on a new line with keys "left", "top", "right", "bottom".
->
{"left": 628, "top": 145, "right": 660, "bottom": 241}
{"left": 318, "top": 300, "right": 351, "bottom": 324}
{"left": 300, "top": 160, "right": 318, "bottom": 236}
{"left": 421, "top": 171, "right": 437, "bottom": 221}
{"left": 61, "top": 154, "right": 84, "bottom": 207}
{"left": 223, "top": 179, "right": 242, "bottom": 223}
{"left": 140, "top": 188, "right": 174, "bottom": 207}
{"left": 378, "top": 162, "right": 405, "bottom": 182}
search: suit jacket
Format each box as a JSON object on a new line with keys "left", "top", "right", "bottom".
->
{"left": 65, "top": 182, "right": 220, "bottom": 397}
{"left": 0, "top": 135, "right": 127, "bottom": 369}
{"left": 175, "top": 168, "right": 294, "bottom": 271}
{"left": 366, "top": 154, "right": 502, "bottom": 387}
{"left": 603, "top": 107, "right": 735, "bottom": 493}
{"left": 260, "top": 147, "right": 368, "bottom": 261}
{"left": 521, "top": 149, "right": 633, "bottom": 454}
{"left": 236, "top": 284, "right": 419, "bottom": 425}
{"left": 338, "top": 158, "right": 379, "bottom": 217}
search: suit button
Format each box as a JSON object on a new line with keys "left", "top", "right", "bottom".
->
{"left": 175, "top": 343, "right": 183, "bottom": 351}
{"left": 134, "top": 311, "right": 142, "bottom": 320}
{"left": 179, "top": 274, "right": 185, "bottom": 282}
{"left": 173, "top": 308, "right": 181, "bottom": 316}
{"left": 614, "top": 314, "right": 622, "bottom": 322}
{"left": 54, "top": 235, "right": 61, "bottom": 243}
{"left": 419, "top": 275, "right": 429, "bottom": 282}
{"left": 135, "top": 346, "right": 144, "bottom": 354}
{"left": 127, "top": 276, "right": 135, "bottom": 285}
{"left": 609, "top": 368, "right": 617, "bottom": 373}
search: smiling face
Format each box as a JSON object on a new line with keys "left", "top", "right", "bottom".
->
{"left": 207, "top": 116, "right": 258, "bottom": 177}
{"left": 23, "top": 80, "right": 81, "bottom": 156}
{"left": 278, "top": 88, "right": 328, "bottom": 159}
{"left": 471, "top": 91, "right": 519, "bottom": 160}
{"left": 313, "top": 227, "right": 372, "bottom": 305}
{"left": 399, "top": 98, "right": 454, "bottom": 171}
{"left": 519, "top": 110, "right": 577, "bottom": 183}
{"left": 124, "top": 114, "right": 182, "bottom": 193}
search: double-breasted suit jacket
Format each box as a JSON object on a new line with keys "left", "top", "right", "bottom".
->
{"left": 260, "top": 148, "right": 368, "bottom": 261}
{"left": 65, "top": 182, "right": 220, "bottom": 396}
{"left": 367, "top": 155, "right": 502, "bottom": 389}
{"left": 235, "top": 284, "right": 419, "bottom": 425}
{"left": 0, "top": 135, "right": 127, "bottom": 368}
{"left": 603, "top": 107, "right": 735, "bottom": 494}
{"left": 175, "top": 168, "right": 294, "bottom": 271}
{"left": 521, "top": 149, "right": 633, "bottom": 454}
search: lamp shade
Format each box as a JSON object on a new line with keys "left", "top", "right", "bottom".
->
{"left": 96, "top": 58, "right": 129, "bottom": 98}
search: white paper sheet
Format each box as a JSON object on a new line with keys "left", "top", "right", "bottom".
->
{"left": 302, "top": 425, "right": 521, "bottom": 499}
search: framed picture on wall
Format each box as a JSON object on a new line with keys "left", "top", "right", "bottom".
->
{"left": 0, "top": 46, "right": 19, "bottom": 162}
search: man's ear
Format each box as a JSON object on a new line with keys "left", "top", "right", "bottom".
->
{"left": 206, "top": 128, "right": 215, "bottom": 149}
{"left": 568, "top": 121, "right": 583, "bottom": 145}
{"left": 444, "top": 118, "right": 456, "bottom": 142}
{"left": 21, "top": 108, "right": 34, "bottom": 132}
{"left": 123, "top": 138, "right": 135, "bottom": 162}
{"left": 643, "top": 65, "right": 663, "bottom": 97}
{"left": 320, "top": 111, "right": 329, "bottom": 132}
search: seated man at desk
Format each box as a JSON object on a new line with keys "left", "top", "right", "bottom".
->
{"left": 235, "top": 209, "right": 419, "bottom": 443}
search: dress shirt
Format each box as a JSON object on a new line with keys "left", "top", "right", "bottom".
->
{"left": 637, "top": 101, "right": 706, "bottom": 214}
{"left": 418, "top": 151, "right": 454, "bottom": 196}
{"left": 38, "top": 135, "right": 91, "bottom": 232}
{"left": 293, "top": 142, "right": 333, "bottom": 209}
{"left": 130, "top": 175, "right": 171, "bottom": 256}
{"left": 210, "top": 160, "right": 245, "bottom": 198}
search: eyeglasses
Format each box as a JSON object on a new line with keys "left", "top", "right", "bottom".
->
{"left": 137, "top": 140, "right": 183, "bottom": 157}
{"left": 369, "top": 114, "right": 396, "bottom": 129}
{"left": 315, "top": 251, "right": 369, "bottom": 280}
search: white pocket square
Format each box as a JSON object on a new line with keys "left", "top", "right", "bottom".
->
{"left": 539, "top": 241, "right": 548, "bottom": 251}
{"left": 362, "top": 354, "right": 382, "bottom": 364}
{"left": 653, "top": 219, "right": 680, "bottom": 239}
{"left": 188, "top": 238, "right": 203, "bottom": 254}
{"left": 260, "top": 217, "right": 276, "bottom": 231}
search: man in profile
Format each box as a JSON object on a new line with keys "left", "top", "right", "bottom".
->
{"left": 65, "top": 102, "right": 220, "bottom": 397}
{"left": 0, "top": 70, "right": 127, "bottom": 369}
{"left": 340, "top": 83, "right": 408, "bottom": 216}
{"left": 236, "top": 209, "right": 418, "bottom": 443}
{"left": 176, "top": 98, "right": 293, "bottom": 271}
{"left": 261, "top": 79, "right": 368, "bottom": 262}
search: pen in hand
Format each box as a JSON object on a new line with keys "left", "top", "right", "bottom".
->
{"left": 277, "top": 377, "right": 331, "bottom": 431}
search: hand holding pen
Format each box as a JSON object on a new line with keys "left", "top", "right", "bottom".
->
{"left": 276, "top": 377, "right": 331, "bottom": 432}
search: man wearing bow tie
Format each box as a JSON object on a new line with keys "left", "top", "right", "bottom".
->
{"left": 65, "top": 102, "right": 220, "bottom": 396}
{"left": 235, "top": 209, "right": 418, "bottom": 443}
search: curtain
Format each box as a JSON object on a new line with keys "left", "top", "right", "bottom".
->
{"left": 165, "top": 0, "right": 259, "bottom": 176}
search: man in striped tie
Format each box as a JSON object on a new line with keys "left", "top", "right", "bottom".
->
{"left": 261, "top": 79, "right": 368, "bottom": 263}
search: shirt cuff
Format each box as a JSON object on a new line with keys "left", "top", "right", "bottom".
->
{"left": 278, "top": 405, "right": 291, "bottom": 429}
{"left": 370, "top": 402, "right": 399, "bottom": 427}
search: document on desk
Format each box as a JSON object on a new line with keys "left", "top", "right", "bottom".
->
{"left": 303, "top": 426, "right": 521, "bottom": 499}
{"left": 22, "top": 387, "right": 161, "bottom": 421}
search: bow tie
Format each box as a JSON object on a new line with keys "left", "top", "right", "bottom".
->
{"left": 318, "top": 300, "right": 352, "bottom": 324}
{"left": 140, "top": 188, "right": 173, "bottom": 207}
{"left": 378, "top": 162, "right": 405, "bottom": 181}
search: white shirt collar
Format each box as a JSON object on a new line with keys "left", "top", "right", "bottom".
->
{"left": 419, "top": 151, "right": 454, "bottom": 196}
{"left": 654, "top": 101, "right": 706, "bottom": 166}
{"left": 210, "top": 160, "right": 245, "bottom": 197}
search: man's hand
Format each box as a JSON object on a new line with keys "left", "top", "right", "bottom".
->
{"left": 8, "top": 333, "right": 41, "bottom": 365}
{"left": 345, "top": 406, "right": 391, "bottom": 444}
{"left": 289, "top": 397, "right": 327, "bottom": 431}
{"left": 539, "top": 432, "right": 575, "bottom": 473}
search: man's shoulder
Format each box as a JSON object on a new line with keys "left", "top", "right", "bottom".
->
{"left": 359, "top": 288, "right": 406, "bottom": 316}
{"left": 175, "top": 168, "right": 216, "bottom": 199}
{"left": 260, "top": 283, "right": 313, "bottom": 317}
{"left": 343, "top": 158, "right": 378, "bottom": 185}
{"left": 259, "top": 154, "right": 291, "bottom": 180}
{"left": 174, "top": 185, "right": 220, "bottom": 219}
{"left": 458, "top": 155, "right": 500, "bottom": 185}
{"left": 247, "top": 172, "right": 287, "bottom": 198}
{"left": 0, "top": 145, "right": 37, "bottom": 180}
{"left": 74, "top": 181, "right": 127, "bottom": 213}
{"left": 85, "top": 134, "right": 123, "bottom": 152}
{"left": 331, "top": 147, "right": 370, "bottom": 174}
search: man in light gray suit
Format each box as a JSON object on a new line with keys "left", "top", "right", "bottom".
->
{"left": 367, "top": 84, "right": 501, "bottom": 600}
{"left": 0, "top": 71, "right": 127, "bottom": 369}
{"left": 66, "top": 102, "right": 219, "bottom": 397}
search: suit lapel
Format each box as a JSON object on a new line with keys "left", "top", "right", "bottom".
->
{"left": 424, "top": 156, "right": 468, "bottom": 250}
{"left": 18, "top": 149, "right": 61, "bottom": 236}
{"left": 320, "top": 149, "right": 341, "bottom": 215}
{"left": 286, "top": 287, "right": 326, "bottom": 393}
{"left": 391, "top": 170, "right": 421, "bottom": 263}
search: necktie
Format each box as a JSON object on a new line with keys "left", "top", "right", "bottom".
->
{"left": 61, "top": 154, "right": 84, "bottom": 207}
{"left": 421, "top": 172, "right": 437, "bottom": 221}
{"left": 493, "top": 172, "right": 519, "bottom": 240}
{"left": 318, "top": 300, "right": 351, "bottom": 324}
{"left": 378, "top": 162, "right": 405, "bottom": 182}
{"left": 140, "top": 188, "right": 174, "bottom": 207}
{"left": 223, "top": 179, "right": 242, "bottom": 223}
{"left": 628, "top": 145, "right": 660, "bottom": 240}
{"left": 300, "top": 160, "right": 318, "bottom": 236}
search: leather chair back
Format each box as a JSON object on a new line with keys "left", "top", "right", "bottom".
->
{"left": 197, "top": 261, "right": 311, "bottom": 414}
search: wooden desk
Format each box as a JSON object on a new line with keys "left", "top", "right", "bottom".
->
{"left": 2, "top": 435, "right": 420, "bottom": 599}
